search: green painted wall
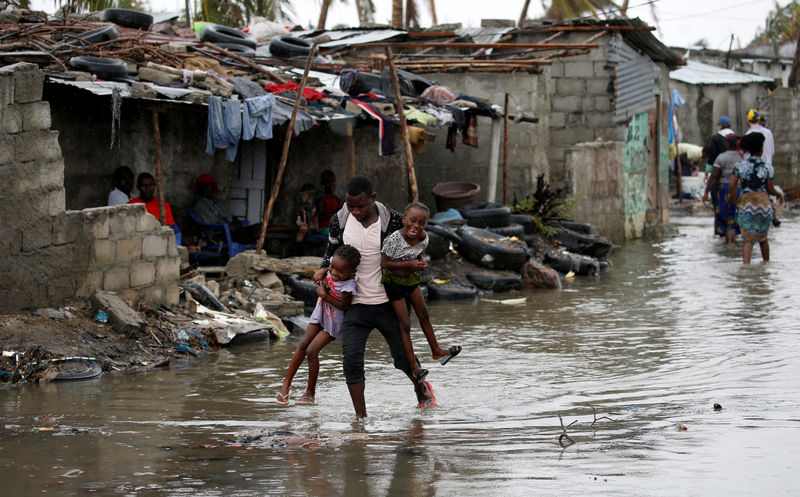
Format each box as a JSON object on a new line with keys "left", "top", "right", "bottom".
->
{"left": 622, "top": 112, "right": 649, "bottom": 238}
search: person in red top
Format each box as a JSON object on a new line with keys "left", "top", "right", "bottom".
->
{"left": 316, "top": 170, "right": 342, "bottom": 237}
{"left": 128, "top": 172, "right": 175, "bottom": 226}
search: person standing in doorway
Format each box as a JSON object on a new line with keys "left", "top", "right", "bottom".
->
{"left": 128, "top": 172, "right": 175, "bottom": 228}
{"left": 108, "top": 166, "right": 134, "bottom": 206}
{"left": 313, "top": 176, "right": 435, "bottom": 418}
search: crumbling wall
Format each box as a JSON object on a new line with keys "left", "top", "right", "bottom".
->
{"left": 0, "top": 63, "right": 179, "bottom": 312}
{"left": 765, "top": 87, "right": 800, "bottom": 185}
{"left": 565, "top": 141, "right": 625, "bottom": 240}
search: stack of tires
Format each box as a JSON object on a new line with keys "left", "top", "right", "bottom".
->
{"left": 66, "top": 8, "right": 154, "bottom": 81}
{"left": 202, "top": 24, "right": 259, "bottom": 56}
{"left": 542, "top": 220, "right": 613, "bottom": 277}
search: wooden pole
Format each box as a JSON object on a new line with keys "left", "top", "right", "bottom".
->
{"left": 385, "top": 45, "right": 419, "bottom": 202}
{"left": 152, "top": 109, "right": 166, "bottom": 224}
{"left": 503, "top": 93, "right": 510, "bottom": 205}
{"left": 256, "top": 44, "right": 317, "bottom": 253}
{"left": 487, "top": 118, "right": 501, "bottom": 203}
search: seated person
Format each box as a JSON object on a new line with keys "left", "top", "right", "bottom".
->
{"left": 127, "top": 172, "right": 175, "bottom": 227}
{"left": 108, "top": 166, "right": 134, "bottom": 206}
{"left": 316, "top": 170, "right": 342, "bottom": 237}
{"left": 193, "top": 173, "right": 260, "bottom": 244}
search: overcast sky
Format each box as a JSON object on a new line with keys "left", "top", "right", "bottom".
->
{"left": 29, "top": 0, "right": 788, "bottom": 50}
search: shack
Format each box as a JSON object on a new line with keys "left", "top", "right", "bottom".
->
{"left": 316, "top": 19, "right": 683, "bottom": 239}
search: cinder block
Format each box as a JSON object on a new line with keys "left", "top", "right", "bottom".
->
{"left": 75, "top": 270, "right": 103, "bottom": 298}
{"left": 47, "top": 188, "right": 65, "bottom": 216}
{"left": 142, "top": 234, "right": 167, "bottom": 258}
{"left": 167, "top": 236, "right": 178, "bottom": 256}
{"left": 15, "top": 161, "right": 39, "bottom": 193}
{"left": 594, "top": 96, "right": 612, "bottom": 112}
{"left": 39, "top": 159, "right": 64, "bottom": 189}
{"left": 556, "top": 78, "right": 585, "bottom": 95}
{"left": 0, "top": 135, "right": 13, "bottom": 165}
{"left": 115, "top": 235, "right": 142, "bottom": 262}
{"left": 13, "top": 130, "right": 62, "bottom": 163}
{"left": 563, "top": 60, "right": 594, "bottom": 78}
{"left": 587, "top": 78, "right": 612, "bottom": 95}
{"left": 552, "top": 95, "right": 582, "bottom": 113}
{"left": 13, "top": 68, "right": 44, "bottom": 103}
{"left": 135, "top": 210, "right": 161, "bottom": 232}
{"left": 156, "top": 256, "right": 180, "bottom": 281}
{"left": 3, "top": 105, "right": 21, "bottom": 133}
{"left": 586, "top": 112, "right": 612, "bottom": 128}
{"left": 549, "top": 63, "right": 565, "bottom": 78}
{"left": 549, "top": 112, "right": 567, "bottom": 128}
{"left": 109, "top": 210, "right": 138, "bottom": 237}
{"left": 91, "top": 239, "right": 116, "bottom": 266}
{"left": 52, "top": 212, "right": 80, "bottom": 246}
{"left": 550, "top": 127, "right": 581, "bottom": 145}
{"left": 594, "top": 61, "right": 612, "bottom": 75}
{"left": 21, "top": 101, "right": 51, "bottom": 131}
{"left": 103, "top": 266, "right": 130, "bottom": 291}
{"left": 140, "top": 283, "right": 165, "bottom": 305}
{"left": 130, "top": 261, "right": 156, "bottom": 287}
{"left": 166, "top": 282, "right": 179, "bottom": 306}
{"left": 0, "top": 72, "right": 13, "bottom": 106}
{"left": 21, "top": 220, "right": 52, "bottom": 251}
{"left": 82, "top": 207, "right": 110, "bottom": 238}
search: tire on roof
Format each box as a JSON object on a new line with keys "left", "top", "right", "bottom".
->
{"left": 213, "top": 42, "right": 256, "bottom": 56}
{"left": 68, "top": 56, "right": 128, "bottom": 80}
{"left": 201, "top": 24, "right": 258, "bottom": 49}
{"left": 76, "top": 25, "right": 119, "bottom": 44}
{"left": 101, "top": 8, "right": 154, "bottom": 30}
{"left": 269, "top": 35, "right": 314, "bottom": 58}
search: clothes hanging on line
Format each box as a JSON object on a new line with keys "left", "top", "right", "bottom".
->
{"left": 205, "top": 95, "right": 242, "bottom": 162}
{"left": 350, "top": 99, "right": 395, "bottom": 156}
{"left": 242, "top": 94, "right": 276, "bottom": 141}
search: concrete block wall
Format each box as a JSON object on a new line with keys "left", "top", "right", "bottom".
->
{"left": 0, "top": 63, "right": 180, "bottom": 312}
{"left": 765, "top": 87, "right": 800, "bottom": 185}
{"left": 565, "top": 141, "right": 625, "bottom": 240}
{"left": 74, "top": 204, "right": 181, "bottom": 305}
{"left": 545, "top": 36, "right": 626, "bottom": 185}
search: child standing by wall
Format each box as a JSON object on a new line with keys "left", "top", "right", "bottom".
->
{"left": 276, "top": 245, "right": 360, "bottom": 404}
{"left": 380, "top": 202, "right": 461, "bottom": 384}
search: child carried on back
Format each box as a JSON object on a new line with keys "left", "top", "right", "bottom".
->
{"left": 380, "top": 202, "right": 461, "bottom": 384}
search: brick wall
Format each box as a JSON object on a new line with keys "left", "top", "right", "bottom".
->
{"left": 0, "top": 63, "right": 179, "bottom": 312}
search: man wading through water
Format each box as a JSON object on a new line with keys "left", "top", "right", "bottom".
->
{"left": 313, "top": 176, "right": 434, "bottom": 418}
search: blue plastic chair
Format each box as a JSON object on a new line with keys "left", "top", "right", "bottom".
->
{"left": 187, "top": 208, "right": 255, "bottom": 260}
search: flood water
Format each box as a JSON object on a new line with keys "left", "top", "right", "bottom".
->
{"left": 2, "top": 214, "right": 800, "bottom": 496}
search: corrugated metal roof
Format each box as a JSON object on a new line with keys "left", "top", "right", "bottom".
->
{"left": 669, "top": 60, "right": 774, "bottom": 85}
{"left": 317, "top": 29, "right": 406, "bottom": 48}
{"left": 609, "top": 36, "right": 656, "bottom": 123}
{"left": 453, "top": 26, "right": 515, "bottom": 56}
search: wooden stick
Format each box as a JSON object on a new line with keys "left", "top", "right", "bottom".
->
{"left": 363, "top": 42, "right": 599, "bottom": 50}
{"left": 152, "top": 109, "right": 166, "bottom": 224}
{"left": 200, "top": 41, "right": 287, "bottom": 84}
{"left": 385, "top": 45, "right": 418, "bottom": 202}
{"left": 256, "top": 44, "right": 317, "bottom": 253}
{"left": 503, "top": 93, "right": 510, "bottom": 205}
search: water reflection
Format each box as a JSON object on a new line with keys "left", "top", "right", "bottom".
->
{"left": 1, "top": 215, "right": 799, "bottom": 496}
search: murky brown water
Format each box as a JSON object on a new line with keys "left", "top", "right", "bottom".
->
{"left": 2, "top": 214, "right": 800, "bottom": 496}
